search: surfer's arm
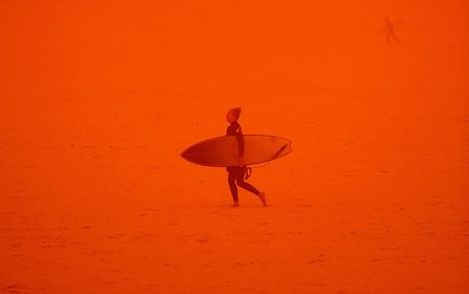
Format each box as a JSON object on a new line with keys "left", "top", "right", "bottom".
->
{"left": 237, "top": 125, "right": 244, "bottom": 157}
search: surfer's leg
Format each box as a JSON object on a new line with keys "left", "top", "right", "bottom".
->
{"left": 235, "top": 173, "right": 260, "bottom": 195}
{"left": 228, "top": 171, "right": 238, "bottom": 203}
{"left": 237, "top": 177, "right": 267, "bottom": 206}
{"left": 237, "top": 181, "right": 260, "bottom": 195}
{"left": 235, "top": 169, "right": 267, "bottom": 206}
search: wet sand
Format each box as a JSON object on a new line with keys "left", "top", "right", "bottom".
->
{"left": 1, "top": 1, "right": 468, "bottom": 293}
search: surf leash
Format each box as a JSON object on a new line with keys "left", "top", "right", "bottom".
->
{"left": 245, "top": 166, "right": 252, "bottom": 179}
{"left": 246, "top": 144, "right": 289, "bottom": 172}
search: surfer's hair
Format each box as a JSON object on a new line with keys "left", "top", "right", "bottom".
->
{"left": 229, "top": 107, "right": 241, "bottom": 119}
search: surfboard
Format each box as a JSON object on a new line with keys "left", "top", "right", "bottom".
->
{"left": 181, "top": 134, "right": 292, "bottom": 167}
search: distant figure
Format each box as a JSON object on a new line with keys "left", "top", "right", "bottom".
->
{"left": 384, "top": 17, "right": 399, "bottom": 44}
{"left": 225, "top": 107, "right": 267, "bottom": 207}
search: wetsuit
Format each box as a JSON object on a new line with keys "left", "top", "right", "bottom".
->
{"left": 226, "top": 121, "right": 260, "bottom": 202}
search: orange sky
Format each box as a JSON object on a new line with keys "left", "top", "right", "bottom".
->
{"left": 1, "top": 0, "right": 468, "bottom": 93}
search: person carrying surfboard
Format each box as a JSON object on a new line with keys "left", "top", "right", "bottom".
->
{"left": 225, "top": 107, "right": 267, "bottom": 207}
{"left": 384, "top": 17, "right": 399, "bottom": 44}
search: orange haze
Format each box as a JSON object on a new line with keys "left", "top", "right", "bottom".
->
{"left": 1, "top": 0, "right": 468, "bottom": 293}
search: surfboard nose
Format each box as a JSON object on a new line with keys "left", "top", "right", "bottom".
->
{"left": 285, "top": 141, "right": 293, "bottom": 154}
{"left": 279, "top": 141, "right": 293, "bottom": 157}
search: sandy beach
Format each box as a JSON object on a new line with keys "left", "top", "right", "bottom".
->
{"left": 1, "top": 1, "right": 468, "bottom": 293}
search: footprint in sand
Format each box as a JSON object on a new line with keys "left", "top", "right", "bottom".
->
{"left": 197, "top": 236, "right": 210, "bottom": 244}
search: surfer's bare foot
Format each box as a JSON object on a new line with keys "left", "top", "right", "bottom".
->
{"left": 258, "top": 192, "right": 267, "bottom": 206}
{"left": 232, "top": 201, "right": 239, "bottom": 207}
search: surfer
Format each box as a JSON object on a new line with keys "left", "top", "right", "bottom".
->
{"left": 225, "top": 107, "right": 267, "bottom": 207}
{"left": 384, "top": 17, "right": 399, "bottom": 44}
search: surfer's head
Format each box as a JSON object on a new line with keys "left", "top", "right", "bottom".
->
{"left": 226, "top": 107, "right": 241, "bottom": 123}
